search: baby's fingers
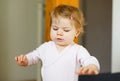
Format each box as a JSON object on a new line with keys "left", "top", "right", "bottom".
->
{"left": 15, "top": 56, "right": 18, "bottom": 61}
{"left": 90, "top": 70, "right": 99, "bottom": 75}
{"left": 15, "top": 55, "right": 27, "bottom": 64}
{"left": 76, "top": 67, "right": 88, "bottom": 75}
{"left": 19, "top": 55, "right": 26, "bottom": 62}
{"left": 15, "top": 54, "right": 28, "bottom": 66}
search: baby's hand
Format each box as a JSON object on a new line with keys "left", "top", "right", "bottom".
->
{"left": 15, "top": 54, "right": 28, "bottom": 66}
{"left": 76, "top": 64, "right": 99, "bottom": 75}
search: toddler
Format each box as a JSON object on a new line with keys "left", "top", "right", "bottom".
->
{"left": 15, "top": 4, "right": 100, "bottom": 81}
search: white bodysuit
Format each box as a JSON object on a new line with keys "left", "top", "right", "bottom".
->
{"left": 26, "top": 41, "right": 100, "bottom": 81}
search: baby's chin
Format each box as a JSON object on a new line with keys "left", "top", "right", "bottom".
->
{"left": 55, "top": 42, "right": 71, "bottom": 47}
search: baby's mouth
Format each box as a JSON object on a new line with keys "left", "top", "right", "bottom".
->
{"left": 56, "top": 38, "right": 63, "bottom": 41}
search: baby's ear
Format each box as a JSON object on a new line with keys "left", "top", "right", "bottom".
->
{"left": 75, "top": 29, "right": 81, "bottom": 37}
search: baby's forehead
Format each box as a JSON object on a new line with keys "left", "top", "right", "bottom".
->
{"left": 51, "top": 16, "right": 76, "bottom": 28}
{"left": 51, "top": 24, "right": 73, "bottom": 29}
{"left": 52, "top": 15, "right": 71, "bottom": 20}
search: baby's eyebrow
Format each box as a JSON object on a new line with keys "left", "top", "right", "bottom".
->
{"left": 51, "top": 24, "right": 58, "bottom": 27}
{"left": 63, "top": 26, "right": 70, "bottom": 28}
{"left": 63, "top": 26, "right": 72, "bottom": 29}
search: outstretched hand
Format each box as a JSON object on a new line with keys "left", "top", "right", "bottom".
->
{"left": 15, "top": 54, "right": 28, "bottom": 67}
{"left": 76, "top": 64, "right": 99, "bottom": 75}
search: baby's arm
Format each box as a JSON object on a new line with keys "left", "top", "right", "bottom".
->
{"left": 15, "top": 54, "right": 28, "bottom": 67}
{"left": 76, "top": 46, "right": 100, "bottom": 75}
{"left": 76, "top": 64, "right": 99, "bottom": 75}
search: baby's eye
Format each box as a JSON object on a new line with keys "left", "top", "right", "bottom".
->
{"left": 53, "top": 27, "right": 58, "bottom": 31}
{"left": 64, "top": 30, "right": 70, "bottom": 32}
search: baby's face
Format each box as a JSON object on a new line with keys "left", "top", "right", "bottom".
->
{"left": 50, "top": 16, "right": 79, "bottom": 47}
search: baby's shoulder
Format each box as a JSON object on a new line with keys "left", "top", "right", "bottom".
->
{"left": 73, "top": 44, "right": 88, "bottom": 52}
{"left": 74, "top": 43, "right": 85, "bottom": 49}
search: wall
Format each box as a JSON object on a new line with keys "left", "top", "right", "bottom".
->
{"left": 0, "top": 0, "right": 9, "bottom": 80}
{"left": 0, "top": 0, "right": 43, "bottom": 81}
{"left": 112, "top": 0, "right": 120, "bottom": 73}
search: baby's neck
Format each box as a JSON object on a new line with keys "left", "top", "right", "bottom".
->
{"left": 56, "top": 44, "right": 68, "bottom": 52}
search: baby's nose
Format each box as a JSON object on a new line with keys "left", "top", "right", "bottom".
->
{"left": 57, "top": 29, "right": 63, "bottom": 36}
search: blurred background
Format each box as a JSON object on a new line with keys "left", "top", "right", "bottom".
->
{"left": 0, "top": 0, "right": 120, "bottom": 81}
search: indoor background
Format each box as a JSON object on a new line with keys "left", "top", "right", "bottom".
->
{"left": 0, "top": 0, "right": 120, "bottom": 81}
